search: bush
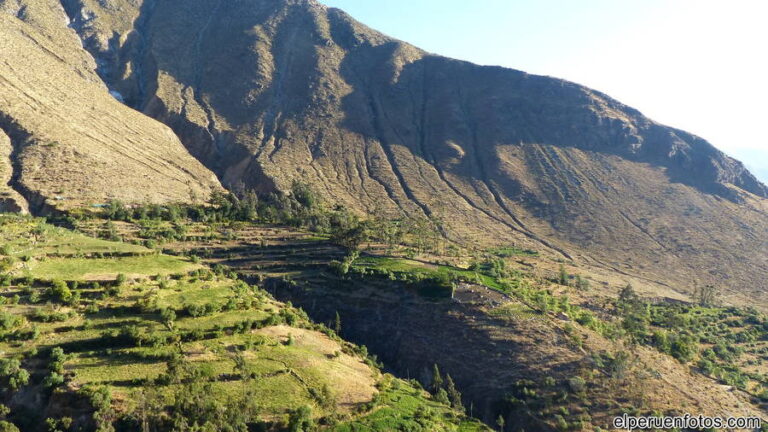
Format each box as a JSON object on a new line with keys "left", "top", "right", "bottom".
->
{"left": 0, "top": 312, "right": 21, "bottom": 331}
{"left": 31, "top": 309, "right": 71, "bottom": 323}
{"left": 328, "top": 260, "right": 349, "bottom": 276}
{"left": 651, "top": 330, "right": 671, "bottom": 354}
{"left": 0, "top": 421, "right": 20, "bottom": 432}
{"left": 567, "top": 376, "right": 586, "bottom": 393}
{"left": 287, "top": 405, "right": 314, "bottom": 432}
{"left": 48, "top": 280, "right": 72, "bottom": 303}
{"left": 0, "top": 358, "right": 29, "bottom": 391}
{"left": 48, "top": 347, "right": 68, "bottom": 374}
{"left": 42, "top": 372, "right": 64, "bottom": 388}
{"left": 670, "top": 334, "right": 698, "bottom": 363}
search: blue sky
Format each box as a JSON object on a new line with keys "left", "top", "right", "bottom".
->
{"left": 320, "top": 0, "right": 768, "bottom": 183}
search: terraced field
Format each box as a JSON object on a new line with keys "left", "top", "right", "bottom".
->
{"left": 0, "top": 215, "right": 487, "bottom": 431}
{"left": 146, "top": 220, "right": 768, "bottom": 430}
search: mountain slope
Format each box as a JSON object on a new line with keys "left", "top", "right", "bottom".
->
{"left": 0, "top": 0, "right": 222, "bottom": 213}
{"left": 6, "top": 0, "right": 768, "bottom": 303}
{"left": 56, "top": 0, "right": 768, "bottom": 306}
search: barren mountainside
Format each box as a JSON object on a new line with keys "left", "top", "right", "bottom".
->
{"left": 2, "top": 0, "right": 768, "bottom": 304}
{"left": 0, "top": 0, "right": 222, "bottom": 213}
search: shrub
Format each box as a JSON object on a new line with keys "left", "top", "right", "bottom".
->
{"left": 287, "top": 405, "right": 314, "bottom": 432}
{"left": 555, "top": 415, "right": 569, "bottom": 431}
{"left": 42, "top": 372, "right": 64, "bottom": 388}
{"left": 0, "top": 312, "right": 21, "bottom": 331}
{"left": 0, "top": 421, "right": 20, "bottom": 432}
{"left": 0, "top": 257, "right": 15, "bottom": 272}
{"left": 0, "top": 358, "right": 29, "bottom": 391}
{"left": 670, "top": 334, "right": 698, "bottom": 363}
{"left": 47, "top": 280, "right": 72, "bottom": 303}
{"left": 31, "top": 309, "right": 71, "bottom": 323}
{"left": 567, "top": 376, "right": 586, "bottom": 393}
{"left": 48, "top": 347, "right": 68, "bottom": 374}
{"left": 651, "top": 330, "right": 671, "bottom": 354}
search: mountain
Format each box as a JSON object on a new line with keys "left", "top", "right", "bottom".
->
{"left": 49, "top": 0, "right": 768, "bottom": 307}
{"left": 2, "top": 1, "right": 768, "bottom": 430}
{"left": 732, "top": 147, "right": 768, "bottom": 185}
{"left": 0, "top": 0, "right": 222, "bottom": 214}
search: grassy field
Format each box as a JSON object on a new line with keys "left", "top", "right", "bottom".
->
{"left": 19, "top": 254, "right": 197, "bottom": 281}
{"left": 0, "top": 214, "right": 147, "bottom": 258}
{"left": 352, "top": 256, "right": 505, "bottom": 291}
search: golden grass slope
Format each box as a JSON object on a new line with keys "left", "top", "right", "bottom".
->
{"left": 0, "top": 3, "right": 222, "bottom": 212}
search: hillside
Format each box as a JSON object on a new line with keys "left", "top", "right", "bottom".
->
{"left": 1, "top": 0, "right": 768, "bottom": 430}
{"left": 0, "top": 214, "right": 486, "bottom": 431}
{"left": 0, "top": 1, "right": 222, "bottom": 214}
{"left": 71, "top": 201, "right": 768, "bottom": 430}
{"left": 52, "top": 0, "right": 768, "bottom": 307}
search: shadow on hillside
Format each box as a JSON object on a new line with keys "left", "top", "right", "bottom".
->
{"left": 327, "top": 9, "right": 759, "bottom": 204}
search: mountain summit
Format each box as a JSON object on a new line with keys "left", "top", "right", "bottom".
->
{"left": 2, "top": 0, "right": 767, "bottom": 303}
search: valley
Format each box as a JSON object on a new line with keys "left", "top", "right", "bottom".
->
{"left": 1, "top": 0, "right": 767, "bottom": 430}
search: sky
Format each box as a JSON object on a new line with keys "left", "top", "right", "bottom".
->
{"left": 320, "top": 0, "right": 768, "bottom": 183}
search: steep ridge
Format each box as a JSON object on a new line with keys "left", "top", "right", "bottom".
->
{"left": 0, "top": 0, "right": 223, "bottom": 213}
{"left": 23, "top": 0, "right": 768, "bottom": 304}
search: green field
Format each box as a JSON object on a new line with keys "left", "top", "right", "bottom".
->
{"left": 0, "top": 214, "right": 147, "bottom": 258}
{"left": 20, "top": 254, "right": 197, "bottom": 281}
{"left": 352, "top": 256, "right": 506, "bottom": 291}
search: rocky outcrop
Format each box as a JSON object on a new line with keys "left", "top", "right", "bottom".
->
{"left": 0, "top": 128, "right": 28, "bottom": 213}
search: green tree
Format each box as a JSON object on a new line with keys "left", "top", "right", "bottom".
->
{"left": 575, "top": 275, "right": 590, "bottom": 291}
{"left": 604, "top": 351, "right": 630, "bottom": 379}
{"left": 651, "top": 330, "right": 671, "bottom": 354}
{"left": 333, "top": 311, "right": 342, "bottom": 335}
{"left": 160, "top": 308, "right": 176, "bottom": 331}
{"left": 618, "top": 283, "right": 638, "bottom": 306}
{"left": 80, "top": 386, "right": 116, "bottom": 432}
{"left": 288, "top": 405, "right": 315, "bottom": 432}
{"left": 431, "top": 364, "right": 443, "bottom": 393}
{"left": 670, "top": 334, "right": 698, "bottom": 363}
{"left": 0, "top": 421, "right": 20, "bottom": 432}
{"left": 0, "top": 358, "right": 29, "bottom": 391}
{"left": 101, "top": 221, "right": 119, "bottom": 241}
{"left": 434, "top": 388, "right": 449, "bottom": 405}
{"left": 232, "top": 350, "right": 249, "bottom": 379}
{"left": 444, "top": 374, "right": 463, "bottom": 411}
{"left": 42, "top": 372, "right": 64, "bottom": 388}
{"left": 48, "top": 280, "right": 72, "bottom": 303}
{"left": 558, "top": 265, "right": 569, "bottom": 285}
{"left": 694, "top": 284, "right": 720, "bottom": 306}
